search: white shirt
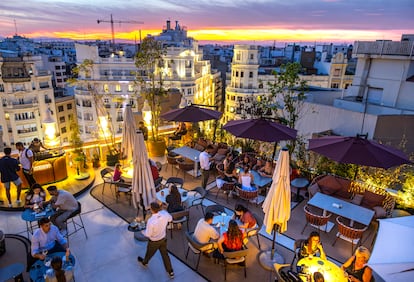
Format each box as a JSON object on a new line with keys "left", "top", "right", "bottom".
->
{"left": 193, "top": 218, "right": 219, "bottom": 244}
{"left": 199, "top": 151, "right": 210, "bottom": 170}
{"left": 19, "top": 148, "right": 33, "bottom": 170}
{"left": 143, "top": 210, "right": 172, "bottom": 241}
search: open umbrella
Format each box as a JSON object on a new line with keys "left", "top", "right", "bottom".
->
{"left": 223, "top": 118, "right": 297, "bottom": 143}
{"left": 132, "top": 131, "right": 156, "bottom": 218}
{"left": 369, "top": 215, "right": 414, "bottom": 282}
{"left": 120, "top": 105, "right": 136, "bottom": 165}
{"left": 160, "top": 104, "right": 222, "bottom": 122}
{"left": 308, "top": 136, "right": 411, "bottom": 169}
{"left": 258, "top": 148, "right": 291, "bottom": 269}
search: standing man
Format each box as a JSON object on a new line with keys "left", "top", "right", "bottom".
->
{"left": 137, "top": 202, "right": 174, "bottom": 279}
{"left": 15, "top": 141, "right": 36, "bottom": 188}
{"left": 0, "top": 147, "right": 22, "bottom": 207}
{"left": 199, "top": 144, "right": 214, "bottom": 190}
{"left": 45, "top": 186, "right": 78, "bottom": 233}
{"left": 138, "top": 121, "right": 149, "bottom": 141}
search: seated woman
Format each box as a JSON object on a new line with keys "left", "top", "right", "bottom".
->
{"left": 45, "top": 249, "right": 74, "bottom": 282}
{"left": 113, "top": 163, "right": 124, "bottom": 182}
{"left": 165, "top": 185, "right": 184, "bottom": 213}
{"left": 222, "top": 153, "right": 233, "bottom": 172}
{"left": 252, "top": 158, "right": 264, "bottom": 171}
{"left": 236, "top": 154, "right": 251, "bottom": 168}
{"left": 215, "top": 220, "right": 246, "bottom": 259}
{"left": 173, "top": 122, "right": 187, "bottom": 137}
{"left": 259, "top": 160, "right": 274, "bottom": 178}
{"left": 234, "top": 204, "right": 257, "bottom": 229}
{"left": 24, "top": 183, "right": 46, "bottom": 210}
{"left": 238, "top": 165, "right": 257, "bottom": 191}
{"left": 299, "top": 231, "right": 326, "bottom": 260}
{"left": 341, "top": 246, "right": 374, "bottom": 282}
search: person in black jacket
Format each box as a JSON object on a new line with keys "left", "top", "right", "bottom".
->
{"left": 0, "top": 147, "right": 22, "bottom": 207}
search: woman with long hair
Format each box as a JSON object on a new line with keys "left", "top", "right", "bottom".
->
{"left": 217, "top": 220, "right": 245, "bottom": 254}
{"left": 234, "top": 204, "right": 257, "bottom": 229}
{"left": 238, "top": 165, "right": 256, "bottom": 191}
{"left": 299, "top": 231, "right": 326, "bottom": 260}
{"left": 24, "top": 183, "right": 46, "bottom": 209}
{"left": 45, "top": 250, "right": 74, "bottom": 282}
{"left": 165, "top": 184, "right": 183, "bottom": 213}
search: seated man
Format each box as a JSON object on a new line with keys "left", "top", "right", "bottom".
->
{"left": 31, "top": 218, "right": 69, "bottom": 260}
{"left": 45, "top": 186, "right": 78, "bottom": 233}
{"left": 193, "top": 212, "right": 220, "bottom": 252}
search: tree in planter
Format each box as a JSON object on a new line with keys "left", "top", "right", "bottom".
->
{"left": 68, "top": 59, "right": 120, "bottom": 165}
{"left": 134, "top": 37, "right": 167, "bottom": 143}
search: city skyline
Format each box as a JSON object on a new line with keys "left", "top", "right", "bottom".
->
{"left": 1, "top": 0, "right": 413, "bottom": 44}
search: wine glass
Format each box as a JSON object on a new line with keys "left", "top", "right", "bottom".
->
{"left": 42, "top": 249, "right": 48, "bottom": 257}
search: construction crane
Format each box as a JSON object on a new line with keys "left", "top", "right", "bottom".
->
{"left": 97, "top": 14, "right": 143, "bottom": 45}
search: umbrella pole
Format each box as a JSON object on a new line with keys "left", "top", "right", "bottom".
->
{"left": 271, "top": 224, "right": 277, "bottom": 257}
{"left": 272, "top": 142, "right": 278, "bottom": 160}
{"left": 213, "top": 120, "right": 218, "bottom": 143}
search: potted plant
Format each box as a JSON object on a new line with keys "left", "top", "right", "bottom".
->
{"left": 135, "top": 37, "right": 168, "bottom": 157}
{"left": 92, "top": 153, "right": 100, "bottom": 168}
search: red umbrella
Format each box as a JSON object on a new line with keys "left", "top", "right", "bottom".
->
{"left": 308, "top": 136, "right": 411, "bottom": 169}
{"left": 223, "top": 118, "right": 297, "bottom": 142}
{"left": 160, "top": 105, "right": 222, "bottom": 122}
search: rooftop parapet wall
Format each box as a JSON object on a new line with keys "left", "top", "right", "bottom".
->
{"left": 353, "top": 41, "right": 414, "bottom": 57}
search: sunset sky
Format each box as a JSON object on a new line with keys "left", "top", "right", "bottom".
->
{"left": 0, "top": 0, "right": 413, "bottom": 45}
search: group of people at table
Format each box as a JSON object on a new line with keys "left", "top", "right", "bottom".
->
{"left": 21, "top": 183, "right": 78, "bottom": 281}
{"left": 297, "top": 232, "right": 374, "bottom": 282}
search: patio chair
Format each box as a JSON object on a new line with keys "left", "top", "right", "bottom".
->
{"left": 65, "top": 201, "right": 88, "bottom": 246}
{"left": 333, "top": 216, "right": 368, "bottom": 254}
{"left": 235, "top": 186, "right": 259, "bottom": 207}
{"left": 115, "top": 182, "right": 132, "bottom": 206}
{"left": 301, "top": 205, "right": 332, "bottom": 234}
{"left": 176, "top": 158, "right": 195, "bottom": 180}
{"left": 216, "top": 181, "right": 236, "bottom": 203}
{"left": 185, "top": 231, "right": 216, "bottom": 270}
{"left": 166, "top": 153, "right": 181, "bottom": 174}
{"left": 216, "top": 163, "right": 226, "bottom": 178}
{"left": 205, "top": 204, "right": 226, "bottom": 216}
{"left": 246, "top": 212, "right": 263, "bottom": 250}
{"left": 290, "top": 239, "right": 307, "bottom": 270}
{"left": 274, "top": 263, "right": 294, "bottom": 282}
{"left": 164, "top": 177, "right": 184, "bottom": 190}
{"left": 186, "top": 186, "right": 207, "bottom": 215}
{"left": 169, "top": 209, "right": 190, "bottom": 239}
{"left": 222, "top": 248, "right": 249, "bottom": 280}
{"left": 100, "top": 167, "right": 116, "bottom": 195}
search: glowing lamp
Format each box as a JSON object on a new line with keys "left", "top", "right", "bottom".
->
{"left": 142, "top": 99, "right": 152, "bottom": 127}
{"left": 42, "top": 108, "right": 60, "bottom": 148}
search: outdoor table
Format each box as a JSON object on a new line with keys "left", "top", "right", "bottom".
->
{"left": 237, "top": 168, "right": 272, "bottom": 189}
{"left": 21, "top": 208, "right": 55, "bottom": 237}
{"left": 291, "top": 177, "right": 309, "bottom": 202}
{"left": 156, "top": 187, "right": 189, "bottom": 204}
{"left": 29, "top": 252, "right": 75, "bottom": 282}
{"left": 297, "top": 257, "right": 347, "bottom": 282}
{"left": 308, "top": 192, "right": 374, "bottom": 226}
{"left": 212, "top": 214, "right": 244, "bottom": 236}
{"left": 171, "top": 146, "right": 201, "bottom": 177}
{"left": 0, "top": 263, "right": 24, "bottom": 282}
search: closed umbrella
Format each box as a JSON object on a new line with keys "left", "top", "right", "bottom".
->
{"left": 369, "top": 216, "right": 414, "bottom": 282}
{"left": 160, "top": 104, "right": 222, "bottom": 122}
{"left": 258, "top": 148, "right": 291, "bottom": 270}
{"left": 132, "top": 131, "right": 156, "bottom": 217}
{"left": 308, "top": 136, "right": 411, "bottom": 169}
{"left": 120, "top": 105, "right": 136, "bottom": 165}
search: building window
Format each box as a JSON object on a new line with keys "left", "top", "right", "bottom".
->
{"left": 58, "top": 105, "right": 64, "bottom": 112}
{"left": 55, "top": 66, "right": 61, "bottom": 70}
{"left": 115, "top": 84, "right": 121, "bottom": 92}
{"left": 240, "top": 72, "right": 244, "bottom": 78}
{"left": 104, "top": 84, "right": 109, "bottom": 92}
{"left": 61, "top": 127, "right": 67, "bottom": 133}
{"left": 128, "top": 84, "right": 134, "bottom": 92}
{"left": 59, "top": 116, "right": 65, "bottom": 123}
{"left": 334, "top": 69, "right": 340, "bottom": 76}
{"left": 249, "top": 72, "right": 253, "bottom": 78}
{"left": 331, "top": 83, "right": 339, "bottom": 88}
{"left": 236, "top": 71, "right": 239, "bottom": 77}
{"left": 67, "top": 104, "right": 72, "bottom": 110}
{"left": 236, "top": 53, "right": 241, "bottom": 60}
{"left": 84, "top": 113, "right": 93, "bottom": 121}
{"left": 250, "top": 54, "right": 254, "bottom": 60}
{"left": 0, "top": 84, "right": 4, "bottom": 92}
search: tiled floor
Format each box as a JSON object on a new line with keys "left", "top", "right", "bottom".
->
{"left": 0, "top": 178, "right": 207, "bottom": 282}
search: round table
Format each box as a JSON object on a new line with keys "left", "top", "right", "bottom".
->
{"left": 291, "top": 178, "right": 309, "bottom": 202}
{"left": 127, "top": 222, "right": 148, "bottom": 241}
{"left": 297, "top": 257, "right": 347, "bottom": 282}
{"left": 21, "top": 208, "right": 55, "bottom": 237}
{"left": 156, "top": 188, "right": 189, "bottom": 204}
{"left": 29, "top": 252, "right": 75, "bottom": 282}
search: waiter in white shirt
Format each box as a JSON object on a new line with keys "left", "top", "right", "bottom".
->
{"left": 199, "top": 144, "right": 214, "bottom": 189}
{"left": 137, "top": 202, "right": 175, "bottom": 279}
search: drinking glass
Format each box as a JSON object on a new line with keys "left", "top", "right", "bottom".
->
{"left": 44, "top": 257, "right": 51, "bottom": 267}
{"left": 42, "top": 249, "right": 48, "bottom": 256}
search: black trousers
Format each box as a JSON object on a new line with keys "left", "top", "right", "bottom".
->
{"left": 22, "top": 169, "right": 36, "bottom": 188}
{"left": 143, "top": 238, "right": 173, "bottom": 273}
{"left": 201, "top": 169, "right": 210, "bottom": 189}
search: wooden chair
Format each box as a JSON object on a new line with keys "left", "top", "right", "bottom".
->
{"left": 164, "top": 177, "right": 184, "bottom": 190}
{"left": 176, "top": 158, "right": 195, "bottom": 180}
{"left": 205, "top": 204, "right": 226, "bottom": 216}
{"left": 235, "top": 186, "right": 259, "bottom": 207}
{"left": 216, "top": 181, "right": 236, "bottom": 203}
{"left": 246, "top": 213, "right": 264, "bottom": 250}
{"left": 166, "top": 153, "right": 181, "bottom": 174}
{"left": 169, "top": 209, "right": 190, "bottom": 239}
{"left": 65, "top": 201, "right": 88, "bottom": 246}
{"left": 301, "top": 205, "right": 332, "bottom": 234}
{"left": 185, "top": 231, "right": 216, "bottom": 270}
{"left": 333, "top": 216, "right": 368, "bottom": 254}
{"left": 290, "top": 239, "right": 307, "bottom": 270}
{"left": 100, "top": 168, "right": 116, "bottom": 195}
{"left": 222, "top": 248, "right": 249, "bottom": 280}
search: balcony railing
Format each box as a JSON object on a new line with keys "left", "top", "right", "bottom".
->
{"left": 353, "top": 41, "right": 414, "bottom": 57}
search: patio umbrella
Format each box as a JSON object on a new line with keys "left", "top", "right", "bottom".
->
{"left": 258, "top": 148, "right": 291, "bottom": 269}
{"left": 132, "top": 130, "right": 156, "bottom": 217}
{"left": 369, "top": 215, "right": 414, "bottom": 282}
{"left": 308, "top": 136, "right": 411, "bottom": 169}
{"left": 160, "top": 104, "right": 222, "bottom": 122}
{"left": 120, "top": 105, "right": 136, "bottom": 165}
